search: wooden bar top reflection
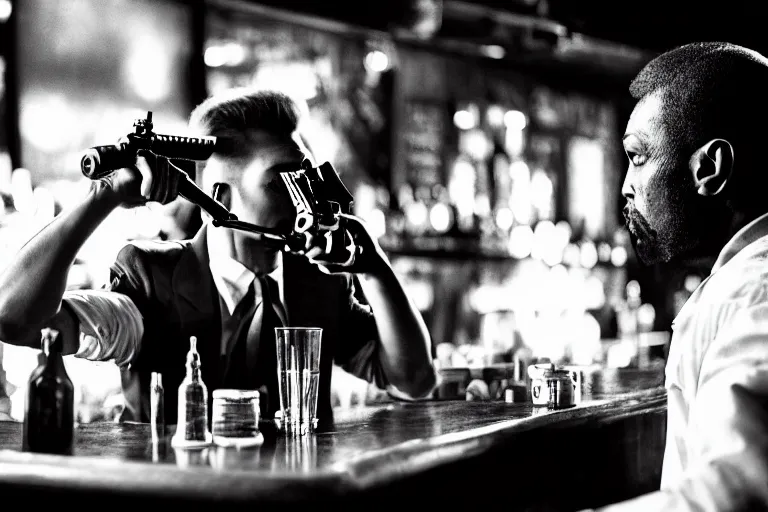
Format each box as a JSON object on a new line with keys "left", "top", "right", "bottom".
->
{"left": 0, "top": 368, "right": 667, "bottom": 509}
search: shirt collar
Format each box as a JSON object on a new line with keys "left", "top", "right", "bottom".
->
{"left": 711, "top": 211, "right": 768, "bottom": 274}
{"left": 206, "top": 226, "right": 283, "bottom": 315}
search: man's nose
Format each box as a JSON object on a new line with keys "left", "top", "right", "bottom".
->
{"left": 621, "top": 170, "right": 634, "bottom": 200}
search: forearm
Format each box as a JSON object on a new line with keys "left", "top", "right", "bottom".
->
{"left": 358, "top": 263, "right": 437, "bottom": 398}
{"left": 0, "top": 181, "right": 119, "bottom": 343}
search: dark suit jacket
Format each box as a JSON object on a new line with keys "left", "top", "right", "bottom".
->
{"left": 100, "top": 226, "right": 386, "bottom": 425}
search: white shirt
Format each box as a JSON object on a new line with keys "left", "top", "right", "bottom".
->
{"left": 206, "top": 226, "right": 285, "bottom": 355}
{"left": 591, "top": 213, "right": 768, "bottom": 511}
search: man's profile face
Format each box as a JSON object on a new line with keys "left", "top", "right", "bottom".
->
{"left": 621, "top": 93, "right": 718, "bottom": 265}
{"left": 201, "top": 131, "right": 305, "bottom": 239}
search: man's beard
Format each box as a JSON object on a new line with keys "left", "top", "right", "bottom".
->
{"left": 624, "top": 204, "right": 668, "bottom": 264}
{"left": 623, "top": 193, "right": 729, "bottom": 266}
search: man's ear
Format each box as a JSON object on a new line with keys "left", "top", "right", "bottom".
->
{"left": 212, "top": 182, "right": 232, "bottom": 210}
{"left": 689, "top": 139, "right": 734, "bottom": 196}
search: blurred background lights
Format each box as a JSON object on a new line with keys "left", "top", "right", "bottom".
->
{"left": 473, "top": 194, "right": 490, "bottom": 217}
{"left": 125, "top": 38, "right": 172, "bottom": 102}
{"left": 19, "top": 93, "right": 81, "bottom": 153}
{"left": 684, "top": 274, "right": 703, "bottom": 292}
{"left": 549, "top": 263, "right": 568, "bottom": 283}
{"left": 626, "top": 280, "right": 642, "bottom": 300}
{"left": 508, "top": 224, "right": 534, "bottom": 259}
{"left": 0, "top": 0, "right": 11, "bottom": 23}
{"left": 509, "top": 160, "right": 530, "bottom": 181}
{"left": 610, "top": 245, "right": 628, "bottom": 267}
{"left": 579, "top": 241, "right": 598, "bottom": 269}
{"left": 480, "top": 44, "right": 506, "bottom": 59}
{"left": 503, "top": 110, "right": 527, "bottom": 131}
{"left": 366, "top": 208, "right": 387, "bottom": 239}
{"left": 204, "top": 41, "right": 247, "bottom": 68}
{"left": 453, "top": 109, "right": 476, "bottom": 130}
{"left": 598, "top": 242, "right": 612, "bottom": 262}
{"left": 531, "top": 220, "right": 554, "bottom": 263}
{"left": 204, "top": 46, "right": 227, "bottom": 67}
{"left": 486, "top": 105, "right": 505, "bottom": 127}
{"left": 460, "top": 129, "right": 492, "bottom": 160}
{"left": 364, "top": 50, "right": 390, "bottom": 72}
{"left": 554, "top": 220, "right": 572, "bottom": 249}
{"left": 252, "top": 62, "right": 320, "bottom": 101}
{"left": 448, "top": 158, "right": 476, "bottom": 220}
{"left": 530, "top": 170, "right": 553, "bottom": 218}
{"left": 584, "top": 275, "right": 607, "bottom": 309}
{"left": 563, "top": 243, "right": 581, "bottom": 267}
{"left": 508, "top": 160, "right": 532, "bottom": 224}
{"left": 429, "top": 202, "right": 453, "bottom": 233}
{"left": 495, "top": 207, "right": 514, "bottom": 231}
{"left": 404, "top": 200, "right": 429, "bottom": 230}
{"left": 638, "top": 303, "right": 656, "bottom": 330}
{"left": 533, "top": 219, "right": 555, "bottom": 240}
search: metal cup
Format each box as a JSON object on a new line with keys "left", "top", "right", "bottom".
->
{"left": 211, "top": 389, "right": 263, "bottom": 447}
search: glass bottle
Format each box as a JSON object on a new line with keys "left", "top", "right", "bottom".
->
{"left": 22, "top": 328, "right": 75, "bottom": 455}
{"left": 171, "top": 336, "right": 212, "bottom": 447}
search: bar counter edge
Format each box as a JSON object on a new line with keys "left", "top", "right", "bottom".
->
{"left": 0, "top": 385, "right": 667, "bottom": 508}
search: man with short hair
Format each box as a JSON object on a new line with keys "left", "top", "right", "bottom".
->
{"left": 587, "top": 42, "right": 768, "bottom": 510}
{"left": 0, "top": 88, "right": 437, "bottom": 425}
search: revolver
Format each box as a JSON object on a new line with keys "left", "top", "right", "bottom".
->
{"left": 81, "top": 112, "right": 359, "bottom": 265}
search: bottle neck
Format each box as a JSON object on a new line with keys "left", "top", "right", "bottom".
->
{"left": 45, "top": 350, "right": 66, "bottom": 372}
{"left": 187, "top": 366, "right": 200, "bottom": 382}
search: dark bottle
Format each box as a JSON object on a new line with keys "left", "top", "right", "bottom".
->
{"left": 22, "top": 328, "right": 75, "bottom": 455}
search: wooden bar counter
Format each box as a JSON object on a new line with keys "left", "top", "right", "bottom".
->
{"left": 0, "top": 368, "right": 666, "bottom": 510}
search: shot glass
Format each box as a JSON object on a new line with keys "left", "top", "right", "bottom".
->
{"left": 275, "top": 327, "right": 322, "bottom": 435}
{"left": 211, "top": 389, "right": 263, "bottom": 447}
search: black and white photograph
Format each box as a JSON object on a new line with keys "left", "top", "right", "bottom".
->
{"left": 0, "top": 1, "right": 766, "bottom": 510}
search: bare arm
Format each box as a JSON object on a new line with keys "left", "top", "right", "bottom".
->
{"left": 357, "top": 264, "right": 437, "bottom": 398}
{"left": 308, "top": 214, "right": 437, "bottom": 399}
{"left": 0, "top": 181, "right": 121, "bottom": 352}
{"left": 0, "top": 152, "right": 176, "bottom": 353}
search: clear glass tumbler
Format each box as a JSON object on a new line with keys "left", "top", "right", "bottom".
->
{"left": 275, "top": 327, "right": 322, "bottom": 435}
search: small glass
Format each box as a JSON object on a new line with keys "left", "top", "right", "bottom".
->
{"left": 211, "top": 389, "right": 263, "bottom": 447}
{"left": 275, "top": 327, "right": 322, "bottom": 435}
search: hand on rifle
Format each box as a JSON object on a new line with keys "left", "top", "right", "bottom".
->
{"left": 302, "top": 214, "right": 389, "bottom": 276}
{"left": 100, "top": 150, "right": 182, "bottom": 208}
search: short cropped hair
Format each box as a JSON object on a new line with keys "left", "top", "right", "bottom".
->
{"left": 189, "top": 88, "right": 302, "bottom": 160}
{"left": 629, "top": 43, "right": 768, "bottom": 204}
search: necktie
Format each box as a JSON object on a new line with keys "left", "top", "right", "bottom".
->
{"left": 244, "top": 275, "right": 287, "bottom": 367}
{"left": 245, "top": 274, "right": 286, "bottom": 414}
{"left": 219, "top": 280, "right": 257, "bottom": 384}
{"left": 263, "top": 274, "right": 288, "bottom": 327}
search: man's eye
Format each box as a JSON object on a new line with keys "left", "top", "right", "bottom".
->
{"left": 628, "top": 153, "right": 647, "bottom": 166}
{"left": 265, "top": 179, "right": 285, "bottom": 194}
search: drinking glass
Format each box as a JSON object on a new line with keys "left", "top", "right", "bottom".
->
{"left": 275, "top": 327, "right": 322, "bottom": 435}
